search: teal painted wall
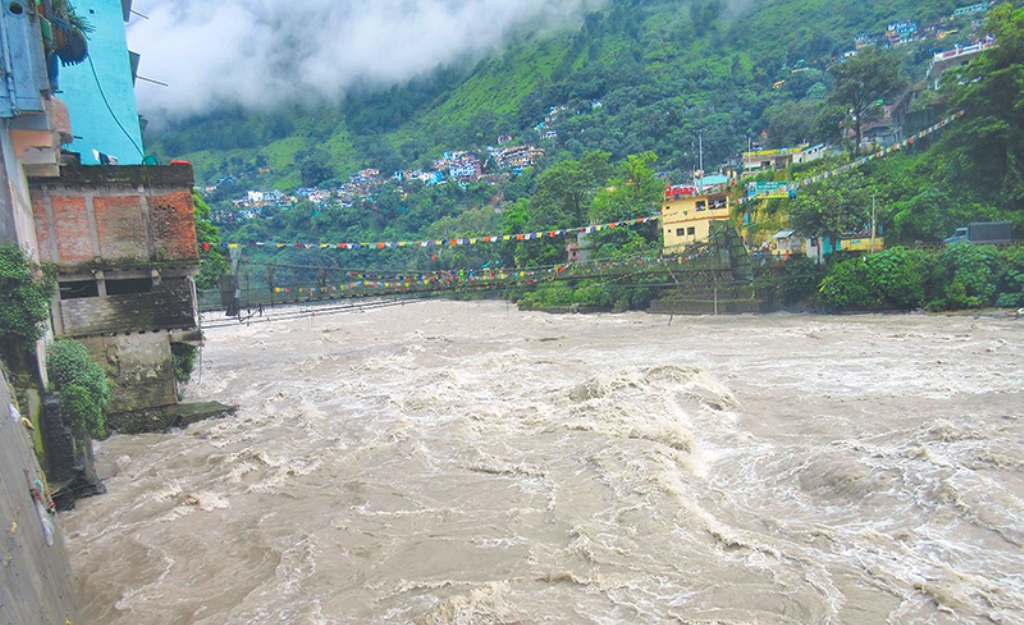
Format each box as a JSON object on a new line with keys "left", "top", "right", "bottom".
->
{"left": 58, "top": 0, "right": 144, "bottom": 165}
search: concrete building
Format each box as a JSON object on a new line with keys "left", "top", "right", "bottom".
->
{"left": 0, "top": 5, "right": 84, "bottom": 618}
{"left": 661, "top": 185, "right": 731, "bottom": 254}
{"left": 0, "top": 0, "right": 71, "bottom": 252}
{"left": 926, "top": 38, "right": 996, "bottom": 90}
{"left": 740, "top": 144, "right": 825, "bottom": 173}
{"left": 29, "top": 163, "right": 204, "bottom": 432}
{"left": 54, "top": 0, "right": 145, "bottom": 165}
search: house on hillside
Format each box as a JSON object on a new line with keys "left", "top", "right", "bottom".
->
{"left": 926, "top": 37, "right": 996, "bottom": 90}
{"left": 740, "top": 144, "right": 824, "bottom": 173}
{"left": 449, "top": 155, "right": 482, "bottom": 181}
{"left": 953, "top": 3, "right": 988, "bottom": 18}
{"left": 661, "top": 185, "right": 730, "bottom": 254}
{"left": 886, "top": 21, "right": 918, "bottom": 46}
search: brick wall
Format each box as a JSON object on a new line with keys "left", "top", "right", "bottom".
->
{"left": 30, "top": 164, "right": 199, "bottom": 267}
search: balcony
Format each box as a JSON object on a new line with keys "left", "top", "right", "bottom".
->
{"left": 10, "top": 97, "right": 72, "bottom": 177}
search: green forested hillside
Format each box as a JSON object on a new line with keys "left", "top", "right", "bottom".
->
{"left": 176, "top": 1, "right": 1024, "bottom": 314}
{"left": 150, "top": 0, "right": 996, "bottom": 186}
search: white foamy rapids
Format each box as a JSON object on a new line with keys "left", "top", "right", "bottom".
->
{"left": 63, "top": 302, "right": 1024, "bottom": 624}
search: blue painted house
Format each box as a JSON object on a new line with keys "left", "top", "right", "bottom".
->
{"left": 57, "top": 0, "right": 144, "bottom": 164}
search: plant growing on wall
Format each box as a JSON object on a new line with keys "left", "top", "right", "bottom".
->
{"left": 171, "top": 343, "right": 198, "bottom": 385}
{"left": 0, "top": 243, "right": 56, "bottom": 365}
{"left": 46, "top": 339, "right": 110, "bottom": 439}
{"left": 46, "top": 0, "right": 92, "bottom": 66}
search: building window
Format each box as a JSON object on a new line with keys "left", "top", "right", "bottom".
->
{"left": 696, "top": 200, "right": 706, "bottom": 211}
{"left": 59, "top": 280, "right": 99, "bottom": 300}
{"left": 687, "top": 227, "right": 696, "bottom": 235}
{"left": 676, "top": 228, "right": 686, "bottom": 236}
{"left": 105, "top": 278, "right": 153, "bottom": 295}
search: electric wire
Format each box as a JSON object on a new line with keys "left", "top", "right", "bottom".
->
{"left": 85, "top": 54, "right": 145, "bottom": 159}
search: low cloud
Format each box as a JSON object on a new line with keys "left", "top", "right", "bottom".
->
{"left": 128, "top": 0, "right": 605, "bottom": 121}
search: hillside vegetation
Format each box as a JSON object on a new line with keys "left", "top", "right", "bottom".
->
{"left": 151, "top": 0, "right": 995, "bottom": 184}
{"left": 165, "top": 1, "right": 1024, "bottom": 312}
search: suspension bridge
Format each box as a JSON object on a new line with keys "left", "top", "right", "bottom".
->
{"left": 201, "top": 222, "right": 763, "bottom": 324}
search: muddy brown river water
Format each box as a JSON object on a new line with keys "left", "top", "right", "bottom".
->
{"left": 64, "top": 301, "right": 1024, "bottom": 624}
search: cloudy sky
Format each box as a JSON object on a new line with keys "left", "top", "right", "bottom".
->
{"left": 127, "top": 0, "right": 607, "bottom": 120}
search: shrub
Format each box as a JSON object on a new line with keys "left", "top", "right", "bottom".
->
{"left": 0, "top": 243, "right": 55, "bottom": 361}
{"left": 779, "top": 257, "right": 826, "bottom": 306}
{"left": 994, "top": 245, "right": 1024, "bottom": 307}
{"left": 46, "top": 339, "right": 110, "bottom": 438}
{"left": 574, "top": 282, "right": 613, "bottom": 309}
{"left": 863, "top": 247, "right": 927, "bottom": 310}
{"left": 819, "top": 259, "right": 875, "bottom": 311}
{"left": 171, "top": 343, "right": 198, "bottom": 384}
{"left": 928, "top": 243, "right": 997, "bottom": 310}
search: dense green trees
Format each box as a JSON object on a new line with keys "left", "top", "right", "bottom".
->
{"left": 0, "top": 244, "right": 55, "bottom": 364}
{"left": 826, "top": 46, "right": 905, "bottom": 153}
{"left": 789, "top": 172, "right": 873, "bottom": 251}
{"left": 941, "top": 4, "right": 1024, "bottom": 214}
{"left": 530, "top": 151, "right": 613, "bottom": 227}
{"left": 193, "top": 192, "right": 229, "bottom": 291}
{"left": 817, "top": 243, "right": 1024, "bottom": 312}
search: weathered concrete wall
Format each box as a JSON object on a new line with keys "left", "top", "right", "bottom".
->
{"left": 80, "top": 332, "right": 177, "bottom": 418}
{"left": 0, "top": 374, "right": 80, "bottom": 625}
{"left": 57, "top": 277, "right": 196, "bottom": 337}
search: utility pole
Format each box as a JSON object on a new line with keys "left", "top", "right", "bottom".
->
{"left": 698, "top": 130, "right": 704, "bottom": 173}
{"left": 696, "top": 129, "right": 706, "bottom": 191}
{"left": 870, "top": 195, "right": 877, "bottom": 254}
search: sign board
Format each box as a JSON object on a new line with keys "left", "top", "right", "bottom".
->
{"left": 741, "top": 145, "right": 809, "bottom": 159}
{"left": 747, "top": 181, "right": 799, "bottom": 199}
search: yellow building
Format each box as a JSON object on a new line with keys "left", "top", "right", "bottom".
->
{"left": 839, "top": 236, "right": 885, "bottom": 253}
{"left": 661, "top": 185, "right": 731, "bottom": 254}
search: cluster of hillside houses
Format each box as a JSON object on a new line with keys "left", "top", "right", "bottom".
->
{"left": 854, "top": 2, "right": 990, "bottom": 50}
{"left": 225, "top": 143, "right": 547, "bottom": 217}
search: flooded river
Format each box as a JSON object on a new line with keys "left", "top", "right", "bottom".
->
{"left": 64, "top": 301, "right": 1024, "bottom": 624}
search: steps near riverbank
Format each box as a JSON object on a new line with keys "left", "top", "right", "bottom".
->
{"left": 1, "top": 375, "right": 80, "bottom": 625}
{"left": 106, "top": 401, "right": 237, "bottom": 435}
{"left": 649, "top": 283, "right": 765, "bottom": 315}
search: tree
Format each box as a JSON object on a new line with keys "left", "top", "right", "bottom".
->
{"left": 296, "top": 147, "right": 335, "bottom": 188}
{"left": 767, "top": 100, "right": 819, "bottom": 148}
{"left": 789, "top": 173, "right": 873, "bottom": 255}
{"left": 530, "top": 150, "right": 613, "bottom": 228}
{"left": 827, "top": 46, "right": 904, "bottom": 154}
{"left": 588, "top": 151, "right": 663, "bottom": 259}
{"left": 942, "top": 5, "right": 1024, "bottom": 211}
{"left": 193, "top": 191, "right": 229, "bottom": 291}
{"left": 589, "top": 151, "right": 662, "bottom": 223}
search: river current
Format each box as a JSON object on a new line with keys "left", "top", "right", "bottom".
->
{"left": 64, "top": 301, "right": 1024, "bottom": 624}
